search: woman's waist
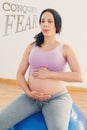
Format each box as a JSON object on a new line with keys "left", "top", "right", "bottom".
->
{"left": 28, "top": 75, "right": 67, "bottom": 95}
{"left": 28, "top": 75, "right": 66, "bottom": 86}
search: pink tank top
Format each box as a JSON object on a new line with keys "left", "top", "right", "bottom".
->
{"left": 29, "top": 43, "right": 67, "bottom": 74}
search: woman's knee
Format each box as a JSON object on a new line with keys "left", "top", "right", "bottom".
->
{"left": 47, "top": 121, "right": 68, "bottom": 130}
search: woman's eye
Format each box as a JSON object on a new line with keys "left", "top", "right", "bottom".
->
{"left": 41, "top": 20, "right": 45, "bottom": 23}
{"left": 41, "top": 20, "right": 53, "bottom": 24}
{"left": 48, "top": 21, "right": 53, "bottom": 23}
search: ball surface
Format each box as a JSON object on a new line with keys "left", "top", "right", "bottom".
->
{"left": 9, "top": 104, "right": 87, "bottom": 130}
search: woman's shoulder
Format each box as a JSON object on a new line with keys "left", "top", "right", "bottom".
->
{"left": 28, "top": 41, "right": 36, "bottom": 48}
{"left": 62, "top": 43, "right": 73, "bottom": 51}
{"left": 26, "top": 41, "right": 36, "bottom": 51}
{"left": 62, "top": 43, "right": 74, "bottom": 58}
{"left": 23, "top": 41, "right": 36, "bottom": 56}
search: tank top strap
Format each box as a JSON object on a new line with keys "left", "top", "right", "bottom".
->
{"left": 58, "top": 43, "right": 64, "bottom": 50}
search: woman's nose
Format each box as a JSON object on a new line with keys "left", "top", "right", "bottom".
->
{"left": 43, "top": 21, "right": 48, "bottom": 26}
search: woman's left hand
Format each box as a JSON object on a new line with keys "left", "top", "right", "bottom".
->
{"left": 32, "top": 67, "right": 50, "bottom": 79}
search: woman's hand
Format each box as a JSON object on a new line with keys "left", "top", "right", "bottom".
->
{"left": 28, "top": 90, "right": 51, "bottom": 101}
{"left": 32, "top": 67, "right": 50, "bottom": 79}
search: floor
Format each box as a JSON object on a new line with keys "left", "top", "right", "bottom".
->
{"left": 0, "top": 81, "right": 87, "bottom": 118}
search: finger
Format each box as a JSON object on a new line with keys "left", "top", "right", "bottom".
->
{"left": 32, "top": 91, "right": 44, "bottom": 95}
{"left": 32, "top": 73, "right": 38, "bottom": 77}
{"left": 41, "top": 67, "right": 48, "bottom": 70}
{"left": 32, "top": 71, "right": 38, "bottom": 75}
{"left": 38, "top": 95, "right": 51, "bottom": 100}
{"left": 32, "top": 70, "right": 39, "bottom": 73}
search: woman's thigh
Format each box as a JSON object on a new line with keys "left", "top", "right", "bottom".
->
{"left": 42, "top": 93, "right": 72, "bottom": 130}
{"left": 0, "top": 93, "right": 40, "bottom": 130}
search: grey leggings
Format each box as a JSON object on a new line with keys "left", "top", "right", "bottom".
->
{"left": 0, "top": 89, "right": 72, "bottom": 130}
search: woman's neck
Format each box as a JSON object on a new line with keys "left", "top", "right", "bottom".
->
{"left": 44, "top": 36, "right": 58, "bottom": 46}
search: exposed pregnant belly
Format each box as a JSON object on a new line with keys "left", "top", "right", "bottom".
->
{"left": 28, "top": 74, "right": 67, "bottom": 95}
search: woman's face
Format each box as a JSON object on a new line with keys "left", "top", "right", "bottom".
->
{"left": 40, "top": 11, "right": 56, "bottom": 37}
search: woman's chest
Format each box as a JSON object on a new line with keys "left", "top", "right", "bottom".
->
{"left": 29, "top": 47, "right": 66, "bottom": 72}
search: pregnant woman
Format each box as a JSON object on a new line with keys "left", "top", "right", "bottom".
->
{"left": 0, "top": 8, "right": 83, "bottom": 130}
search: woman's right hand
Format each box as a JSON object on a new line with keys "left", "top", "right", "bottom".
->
{"left": 28, "top": 91, "right": 51, "bottom": 101}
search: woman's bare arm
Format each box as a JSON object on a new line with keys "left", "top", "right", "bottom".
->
{"left": 16, "top": 43, "right": 33, "bottom": 96}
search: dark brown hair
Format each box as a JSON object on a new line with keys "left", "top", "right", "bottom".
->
{"left": 34, "top": 8, "right": 62, "bottom": 46}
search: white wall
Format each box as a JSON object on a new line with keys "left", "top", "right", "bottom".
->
{"left": 0, "top": 0, "right": 45, "bottom": 79}
{"left": 0, "top": 0, "right": 87, "bottom": 87}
